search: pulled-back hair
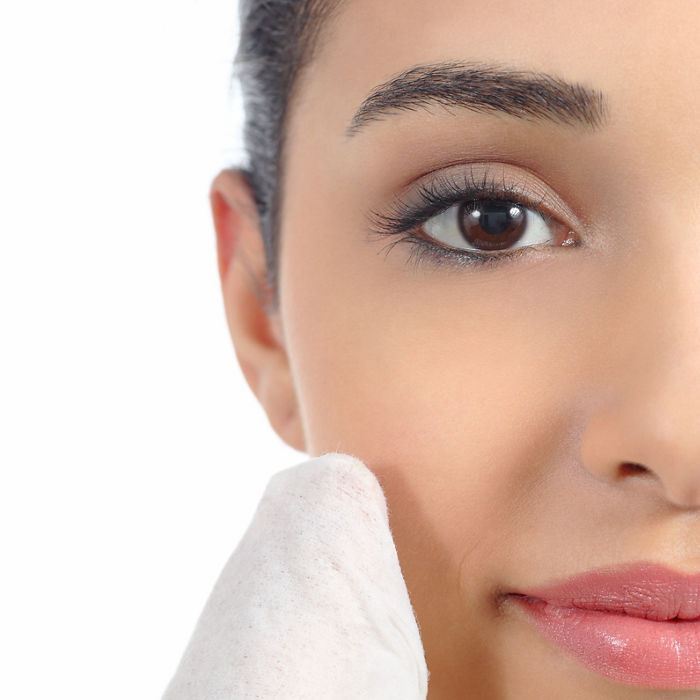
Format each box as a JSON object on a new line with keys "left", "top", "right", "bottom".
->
{"left": 234, "top": 0, "right": 343, "bottom": 314}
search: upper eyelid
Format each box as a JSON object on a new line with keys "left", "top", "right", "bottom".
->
{"left": 388, "top": 161, "right": 587, "bottom": 232}
{"left": 420, "top": 177, "right": 551, "bottom": 219}
{"left": 366, "top": 174, "right": 555, "bottom": 240}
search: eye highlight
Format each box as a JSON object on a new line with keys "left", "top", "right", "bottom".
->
{"left": 366, "top": 165, "right": 579, "bottom": 271}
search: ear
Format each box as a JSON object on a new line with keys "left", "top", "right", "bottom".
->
{"left": 210, "top": 168, "right": 306, "bottom": 454}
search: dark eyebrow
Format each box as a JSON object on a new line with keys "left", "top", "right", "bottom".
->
{"left": 346, "top": 61, "right": 609, "bottom": 138}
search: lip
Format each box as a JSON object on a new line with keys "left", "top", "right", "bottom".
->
{"left": 509, "top": 562, "right": 700, "bottom": 688}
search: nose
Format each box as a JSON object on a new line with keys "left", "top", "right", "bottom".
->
{"left": 579, "top": 240, "right": 700, "bottom": 510}
{"left": 581, "top": 402, "right": 700, "bottom": 509}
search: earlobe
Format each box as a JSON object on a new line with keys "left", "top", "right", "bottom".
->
{"left": 209, "top": 169, "right": 307, "bottom": 454}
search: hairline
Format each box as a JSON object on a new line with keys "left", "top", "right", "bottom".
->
{"left": 270, "top": 0, "right": 348, "bottom": 315}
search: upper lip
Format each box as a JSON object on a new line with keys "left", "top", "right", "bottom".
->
{"left": 512, "top": 562, "right": 700, "bottom": 621}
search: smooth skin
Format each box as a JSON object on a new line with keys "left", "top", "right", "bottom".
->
{"left": 211, "top": 1, "right": 700, "bottom": 697}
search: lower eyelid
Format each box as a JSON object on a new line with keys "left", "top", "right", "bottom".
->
{"left": 406, "top": 216, "right": 581, "bottom": 271}
{"left": 400, "top": 234, "right": 537, "bottom": 272}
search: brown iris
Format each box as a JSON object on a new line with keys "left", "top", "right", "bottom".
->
{"left": 458, "top": 201, "right": 527, "bottom": 251}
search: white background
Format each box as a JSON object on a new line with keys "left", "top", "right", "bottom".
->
{"left": 0, "top": 2, "right": 306, "bottom": 698}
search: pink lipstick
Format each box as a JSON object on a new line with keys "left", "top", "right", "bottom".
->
{"left": 509, "top": 562, "right": 700, "bottom": 688}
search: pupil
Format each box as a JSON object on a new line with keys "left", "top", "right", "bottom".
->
{"left": 481, "top": 204, "right": 517, "bottom": 236}
{"left": 459, "top": 201, "right": 526, "bottom": 251}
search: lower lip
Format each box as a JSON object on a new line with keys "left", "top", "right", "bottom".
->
{"left": 512, "top": 596, "right": 700, "bottom": 688}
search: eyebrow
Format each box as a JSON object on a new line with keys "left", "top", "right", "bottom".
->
{"left": 345, "top": 61, "right": 609, "bottom": 138}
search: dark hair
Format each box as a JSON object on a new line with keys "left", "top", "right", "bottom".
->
{"left": 234, "top": 0, "right": 343, "bottom": 315}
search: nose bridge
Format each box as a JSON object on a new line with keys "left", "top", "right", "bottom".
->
{"left": 634, "top": 241, "right": 700, "bottom": 446}
{"left": 580, "top": 193, "right": 700, "bottom": 507}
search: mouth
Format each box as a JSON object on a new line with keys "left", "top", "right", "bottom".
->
{"left": 507, "top": 562, "right": 700, "bottom": 689}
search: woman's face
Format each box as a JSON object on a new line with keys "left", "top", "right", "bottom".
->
{"left": 220, "top": 0, "right": 700, "bottom": 697}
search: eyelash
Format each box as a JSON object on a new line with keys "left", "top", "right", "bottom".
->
{"left": 366, "top": 167, "right": 573, "bottom": 271}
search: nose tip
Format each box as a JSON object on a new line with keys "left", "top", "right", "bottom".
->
{"left": 581, "top": 409, "right": 700, "bottom": 511}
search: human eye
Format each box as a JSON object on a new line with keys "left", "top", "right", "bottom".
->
{"left": 366, "top": 164, "right": 579, "bottom": 271}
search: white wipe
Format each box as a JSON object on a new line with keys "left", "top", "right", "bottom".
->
{"left": 161, "top": 452, "right": 429, "bottom": 699}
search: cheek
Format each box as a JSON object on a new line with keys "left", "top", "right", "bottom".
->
{"left": 281, "top": 223, "right": 594, "bottom": 575}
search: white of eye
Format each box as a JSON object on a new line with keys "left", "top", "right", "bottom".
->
{"left": 423, "top": 202, "right": 553, "bottom": 252}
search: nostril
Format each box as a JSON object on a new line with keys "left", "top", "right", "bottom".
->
{"left": 618, "top": 462, "right": 650, "bottom": 478}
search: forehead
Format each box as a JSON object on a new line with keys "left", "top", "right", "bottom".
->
{"left": 287, "top": 0, "right": 700, "bottom": 154}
